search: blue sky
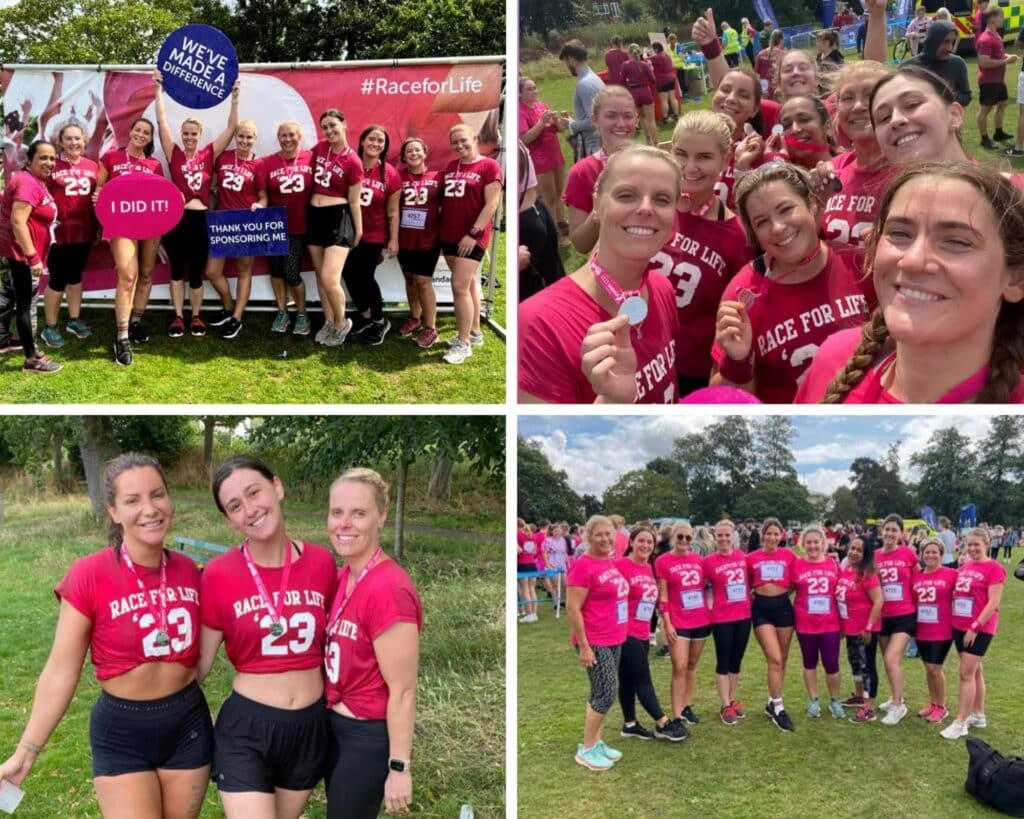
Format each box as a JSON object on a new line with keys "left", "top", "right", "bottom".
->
{"left": 518, "top": 414, "right": 995, "bottom": 498}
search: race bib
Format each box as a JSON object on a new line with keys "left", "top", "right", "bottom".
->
{"left": 726, "top": 582, "right": 747, "bottom": 602}
{"left": 400, "top": 208, "right": 428, "bottom": 229}
{"left": 917, "top": 604, "right": 938, "bottom": 624}
{"left": 760, "top": 562, "right": 784, "bottom": 581}
{"left": 636, "top": 601, "right": 655, "bottom": 620}
{"left": 808, "top": 595, "right": 831, "bottom": 615}
{"left": 524, "top": 542, "right": 536, "bottom": 554}
{"left": 617, "top": 600, "right": 628, "bottom": 624}
{"left": 953, "top": 597, "right": 974, "bottom": 618}
{"left": 882, "top": 583, "right": 903, "bottom": 602}
{"left": 837, "top": 600, "right": 849, "bottom": 620}
{"left": 681, "top": 590, "right": 704, "bottom": 610}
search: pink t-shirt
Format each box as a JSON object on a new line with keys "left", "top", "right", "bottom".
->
{"left": 398, "top": 168, "right": 442, "bottom": 251}
{"left": 702, "top": 549, "right": 752, "bottom": 623}
{"left": 747, "top": 547, "right": 795, "bottom": 590}
{"left": 792, "top": 558, "right": 841, "bottom": 634}
{"left": 48, "top": 157, "right": 98, "bottom": 244}
{"left": 658, "top": 552, "right": 710, "bottom": 630}
{"left": 567, "top": 554, "right": 629, "bottom": 647}
{"left": 0, "top": 171, "right": 57, "bottom": 264}
{"left": 262, "top": 150, "right": 314, "bottom": 235}
{"left": 875, "top": 546, "right": 918, "bottom": 618}
{"left": 200, "top": 543, "right": 337, "bottom": 673}
{"left": 562, "top": 153, "right": 607, "bottom": 214}
{"left": 324, "top": 559, "right": 423, "bottom": 719}
{"left": 613, "top": 529, "right": 629, "bottom": 558}
{"left": 100, "top": 148, "right": 164, "bottom": 179}
{"left": 711, "top": 246, "right": 873, "bottom": 403}
{"left": 976, "top": 29, "right": 1008, "bottom": 85}
{"left": 616, "top": 557, "right": 659, "bottom": 640}
{"left": 656, "top": 211, "right": 754, "bottom": 378}
{"left": 55, "top": 547, "right": 201, "bottom": 681}
{"left": 518, "top": 531, "right": 539, "bottom": 564}
{"left": 951, "top": 559, "right": 1006, "bottom": 635}
{"left": 835, "top": 567, "right": 881, "bottom": 636}
{"left": 912, "top": 567, "right": 957, "bottom": 641}
{"left": 168, "top": 144, "right": 214, "bottom": 205}
{"left": 820, "top": 152, "right": 897, "bottom": 248}
{"left": 519, "top": 274, "right": 679, "bottom": 404}
{"left": 358, "top": 161, "right": 401, "bottom": 245}
{"left": 214, "top": 150, "right": 265, "bottom": 211}
{"left": 311, "top": 140, "right": 363, "bottom": 198}
{"left": 518, "top": 101, "right": 566, "bottom": 175}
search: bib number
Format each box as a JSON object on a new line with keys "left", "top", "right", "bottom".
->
{"left": 760, "top": 562, "right": 784, "bottom": 582}
{"left": 401, "top": 208, "right": 428, "bottom": 229}
{"left": 917, "top": 604, "right": 938, "bottom": 624}
{"left": 635, "top": 600, "right": 655, "bottom": 620}
{"left": 807, "top": 595, "right": 831, "bottom": 615}
{"left": 681, "top": 590, "right": 704, "bottom": 610}
{"left": 726, "top": 582, "right": 747, "bottom": 602}
{"left": 837, "top": 600, "right": 849, "bottom": 620}
{"left": 617, "top": 600, "right": 628, "bottom": 624}
{"left": 882, "top": 583, "right": 903, "bottom": 602}
{"left": 953, "top": 597, "right": 974, "bottom": 618}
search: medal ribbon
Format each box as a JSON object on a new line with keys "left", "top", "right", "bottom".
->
{"left": 327, "top": 547, "right": 385, "bottom": 633}
{"left": 119, "top": 545, "right": 169, "bottom": 641}
{"left": 241, "top": 540, "right": 293, "bottom": 628}
{"left": 590, "top": 254, "right": 649, "bottom": 314}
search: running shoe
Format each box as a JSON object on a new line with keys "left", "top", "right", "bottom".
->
{"left": 927, "top": 706, "right": 949, "bottom": 724}
{"left": 398, "top": 317, "right": 422, "bottom": 336}
{"left": 881, "top": 702, "right": 908, "bottom": 725}
{"left": 918, "top": 703, "right": 937, "bottom": 719}
{"left": 315, "top": 321, "right": 334, "bottom": 344}
{"left": 113, "top": 338, "right": 132, "bottom": 366}
{"left": 878, "top": 698, "right": 893, "bottom": 711}
{"left": 993, "top": 128, "right": 1013, "bottom": 141}
{"left": 594, "top": 741, "right": 622, "bottom": 761}
{"left": 362, "top": 319, "right": 391, "bottom": 346}
{"left": 654, "top": 718, "right": 689, "bottom": 741}
{"left": 841, "top": 694, "right": 865, "bottom": 708}
{"left": 207, "top": 308, "right": 233, "bottom": 327}
{"left": 415, "top": 327, "right": 438, "bottom": 348}
{"left": 334, "top": 317, "right": 354, "bottom": 345}
{"left": 967, "top": 712, "right": 987, "bottom": 728}
{"left": 190, "top": 316, "right": 206, "bottom": 337}
{"left": 720, "top": 705, "right": 739, "bottom": 726}
{"left": 218, "top": 317, "right": 242, "bottom": 340}
{"left": 442, "top": 338, "right": 473, "bottom": 364}
{"left": 656, "top": 645, "right": 671, "bottom": 658}
{"left": 575, "top": 744, "right": 613, "bottom": 771}
{"left": 349, "top": 313, "right": 372, "bottom": 337}
{"left": 0, "top": 335, "right": 21, "bottom": 353}
{"left": 806, "top": 699, "right": 821, "bottom": 719}
{"left": 680, "top": 706, "right": 700, "bottom": 725}
{"left": 850, "top": 707, "right": 876, "bottom": 724}
{"left": 66, "top": 317, "right": 92, "bottom": 338}
{"left": 129, "top": 320, "right": 149, "bottom": 344}
{"left": 730, "top": 700, "right": 746, "bottom": 718}
{"left": 167, "top": 316, "right": 185, "bottom": 338}
{"left": 271, "top": 310, "right": 291, "bottom": 333}
{"left": 1005, "top": 147, "right": 1024, "bottom": 157}
{"left": 620, "top": 722, "right": 655, "bottom": 740}
{"left": 940, "top": 720, "right": 969, "bottom": 740}
{"left": 764, "top": 700, "right": 777, "bottom": 719}
{"left": 829, "top": 699, "right": 845, "bottom": 719}
{"left": 292, "top": 313, "right": 310, "bottom": 336}
{"left": 22, "top": 354, "right": 61, "bottom": 373}
{"left": 772, "top": 708, "right": 795, "bottom": 732}
{"left": 981, "top": 136, "right": 998, "bottom": 150}
{"left": 905, "top": 639, "right": 918, "bottom": 658}
{"left": 40, "top": 325, "right": 65, "bottom": 348}
{"left": 448, "top": 329, "right": 484, "bottom": 347}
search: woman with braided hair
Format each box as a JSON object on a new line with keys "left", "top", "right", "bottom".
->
{"left": 796, "top": 162, "right": 1024, "bottom": 403}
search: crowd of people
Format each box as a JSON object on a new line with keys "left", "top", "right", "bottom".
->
{"left": 0, "top": 73, "right": 502, "bottom": 372}
{"left": 0, "top": 454, "right": 421, "bottom": 818}
{"left": 518, "top": 512, "right": 1014, "bottom": 770}
{"left": 518, "top": 0, "right": 1024, "bottom": 404}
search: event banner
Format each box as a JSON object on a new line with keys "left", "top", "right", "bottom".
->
{"left": 0, "top": 59, "right": 503, "bottom": 305}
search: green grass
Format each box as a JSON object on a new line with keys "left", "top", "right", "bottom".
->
{"left": 0, "top": 498, "right": 504, "bottom": 818}
{"left": 0, "top": 233, "right": 506, "bottom": 404}
{"left": 517, "top": 560, "right": 1024, "bottom": 818}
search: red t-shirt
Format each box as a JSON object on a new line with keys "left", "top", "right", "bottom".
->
{"left": 615, "top": 557, "right": 659, "bottom": 640}
{"left": 100, "top": 149, "right": 165, "bottom": 179}
{"left": 168, "top": 144, "right": 214, "bottom": 206}
{"left": 358, "top": 161, "right": 401, "bottom": 245}
{"left": 875, "top": 546, "right": 918, "bottom": 618}
{"left": 655, "top": 211, "right": 754, "bottom": 378}
{"left": 518, "top": 101, "right": 565, "bottom": 175}
{"left": 976, "top": 29, "right": 1008, "bottom": 84}
{"left": 324, "top": 558, "right": 422, "bottom": 718}
{"left": 519, "top": 274, "right": 679, "bottom": 403}
{"left": 952, "top": 559, "right": 1006, "bottom": 635}
{"left": 48, "top": 157, "right": 98, "bottom": 244}
{"left": 517, "top": 530, "right": 537, "bottom": 564}
{"left": 835, "top": 567, "right": 881, "bottom": 636}
{"left": 702, "top": 549, "right": 752, "bottom": 623}
{"left": 605, "top": 49, "right": 629, "bottom": 84}
{"left": 912, "top": 567, "right": 957, "bottom": 641}
{"left": 214, "top": 150, "right": 265, "bottom": 211}
{"left": 200, "top": 543, "right": 337, "bottom": 674}
{"left": 563, "top": 153, "right": 607, "bottom": 214}
{"left": 262, "top": 150, "right": 314, "bottom": 235}
{"left": 55, "top": 547, "right": 201, "bottom": 681}
{"left": 795, "top": 328, "right": 1024, "bottom": 404}
{"left": 439, "top": 156, "right": 503, "bottom": 248}
{"left": 658, "top": 552, "right": 710, "bottom": 630}
{"left": 792, "top": 557, "right": 841, "bottom": 634}
{"left": 566, "top": 554, "right": 629, "bottom": 647}
{"left": 747, "top": 547, "right": 796, "bottom": 590}
{"left": 398, "top": 168, "right": 442, "bottom": 251}
{"left": 0, "top": 171, "right": 57, "bottom": 264}
{"left": 650, "top": 52, "right": 676, "bottom": 86}
{"left": 311, "top": 140, "right": 363, "bottom": 198}
{"left": 820, "top": 151, "right": 897, "bottom": 248}
{"left": 711, "top": 246, "right": 873, "bottom": 403}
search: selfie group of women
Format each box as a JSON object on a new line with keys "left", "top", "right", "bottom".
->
{"left": 567, "top": 514, "right": 1007, "bottom": 770}
{"left": 518, "top": 0, "right": 1024, "bottom": 404}
{"left": 0, "top": 454, "right": 421, "bottom": 818}
{"left": 0, "top": 72, "right": 502, "bottom": 372}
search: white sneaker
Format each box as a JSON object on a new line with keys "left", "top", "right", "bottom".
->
{"left": 940, "top": 719, "right": 969, "bottom": 740}
{"left": 967, "top": 712, "right": 987, "bottom": 728}
{"left": 443, "top": 339, "right": 473, "bottom": 364}
{"left": 881, "top": 702, "right": 908, "bottom": 725}
{"left": 524, "top": 613, "right": 538, "bottom": 623}
{"left": 322, "top": 318, "right": 353, "bottom": 347}
{"left": 447, "top": 330, "right": 484, "bottom": 347}
{"left": 878, "top": 698, "right": 893, "bottom": 711}
{"left": 315, "top": 321, "right": 334, "bottom": 344}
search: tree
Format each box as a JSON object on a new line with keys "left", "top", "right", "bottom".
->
{"left": 80, "top": 417, "right": 119, "bottom": 515}
{"left": 645, "top": 456, "right": 688, "bottom": 497}
{"left": 911, "top": 427, "right": 981, "bottom": 521}
{"left": 199, "top": 416, "right": 245, "bottom": 476}
{"left": 706, "top": 417, "right": 755, "bottom": 515}
{"left": 672, "top": 431, "right": 723, "bottom": 520}
{"left": 829, "top": 486, "right": 860, "bottom": 523}
{"left": 602, "top": 469, "right": 687, "bottom": 523}
{"left": 751, "top": 417, "right": 797, "bottom": 479}
{"left": 520, "top": 0, "right": 580, "bottom": 36}
{"left": 734, "top": 476, "right": 814, "bottom": 523}
{"left": 977, "top": 416, "right": 1024, "bottom": 524}
{"left": 849, "top": 456, "right": 909, "bottom": 519}
{"left": 517, "top": 437, "right": 582, "bottom": 523}
{"left": 581, "top": 494, "right": 604, "bottom": 518}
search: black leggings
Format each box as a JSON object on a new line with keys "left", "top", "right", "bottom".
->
{"left": 7, "top": 258, "right": 38, "bottom": 358}
{"left": 166, "top": 209, "right": 209, "bottom": 289}
{"left": 518, "top": 203, "right": 564, "bottom": 301}
{"left": 341, "top": 241, "right": 385, "bottom": 320}
{"left": 618, "top": 636, "right": 664, "bottom": 723}
{"left": 46, "top": 241, "right": 91, "bottom": 291}
{"left": 325, "top": 711, "right": 388, "bottom": 819}
{"left": 712, "top": 618, "right": 752, "bottom": 675}
{"left": 845, "top": 633, "right": 879, "bottom": 699}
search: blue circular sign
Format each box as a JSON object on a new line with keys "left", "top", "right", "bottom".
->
{"left": 156, "top": 24, "right": 239, "bottom": 110}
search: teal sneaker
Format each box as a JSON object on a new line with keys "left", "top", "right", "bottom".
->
{"left": 807, "top": 699, "right": 821, "bottom": 719}
{"left": 574, "top": 744, "right": 614, "bottom": 771}
{"left": 829, "top": 699, "right": 845, "bottom": 719}
{"left": 66, "top": 317, "right": 92, "bottom": 338}
{"left": 594, "top": 740, "right": 622, "bottom": 761}
{"left": 292, "top": 313, "right": 310, "bottom": 336}
{"left": 271, "top": 310, "right": 290, "bottom": 333}
{"left": 40, "top": 325, "right": 65, "bottom": 348}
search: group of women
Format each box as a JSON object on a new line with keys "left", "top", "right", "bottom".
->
{"left": 0, "top": 454, "right": 421, "bottom": 818}
{"left": 518, "top": 0, "right": 1024, "bottom": 404}
{"left": 1, "top": 74, "right": 501, "bottom": 371}
{"left": 567, "top": 513, "right": 1006, "bottom": 770}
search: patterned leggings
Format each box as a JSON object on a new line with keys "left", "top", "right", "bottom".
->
{"left": 845, "top": 633, "right": 879, "bottom": 699}
{"left": 584, "top": 644, "right": 622, "bottom": 714}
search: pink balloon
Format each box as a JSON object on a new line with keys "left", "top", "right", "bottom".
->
{"left": 679, "top": 386, "right": 762, "bottom": 404}
{"left": 95, "top": 173, "right": 184, "bottom": 240}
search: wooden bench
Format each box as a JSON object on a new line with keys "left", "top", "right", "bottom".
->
{"left": 173, "top": 535, "right": 231, "bottom": 568}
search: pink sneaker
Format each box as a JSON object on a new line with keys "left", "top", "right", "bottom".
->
{"left": 415, "top": 326, "right": 438, "bottom": 348}
{"left": 927, "top": 705, "right": 949, "bottom": 724}
{"left": 918, "top": 703, "right": 936, "bottom": 719}
{"left": 398, "top": 317, "right": 422, "bottom": 336}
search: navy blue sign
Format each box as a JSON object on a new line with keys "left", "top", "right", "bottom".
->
{"left": 157, "top": 24, "right": 239, "bottom": 109}
{"left": 207, "top": 207, "right": 289, "bottom": 258}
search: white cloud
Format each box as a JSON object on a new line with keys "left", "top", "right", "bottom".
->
{"left": 799, "top": 468, "right": 852, "bottom": 495}
{"left": 793, "top": 439, "right": 880, "bottom": 465}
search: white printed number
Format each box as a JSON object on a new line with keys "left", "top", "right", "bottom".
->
{"left": 315, "top": 167, "right": 332, "bottom": 188}
{"left": 725, "top": 568, "right": 745, "bottom": 585}
{"left": 824, "top": 219, "right": 871, "bottom": 246}
{"left": 359, "top": 186, "right": 374, "bottom": 207}
{"left": 917, "top": 586, "right": 937, "bottom": 603}
{"left": 325, "top": 641, "right": 340, "bottom": 683}
{"left": 955, "top": 577, "right": 972, "bottom": 594}
{"left": 260, "top": 611, "right": 316, "bottom": 656}
{"left": 403, "top": 186, "right": 429, "bottom": 206}
{"left": 444, "top": 179, "right": 466, "bottom": 198}
{"left": 651, "top": 252, "right": 702, "bottom": 309}
{"left": 280, "top": 175, "right": 305, "bottom": 194}
{"left": 64, "top": 177, "right": 92, "bottom": 196}
{"left": 185, "top": 172, "right": 203, "bottom": 192}
{"left": 807, "top": 577, "right": 830, "bottom": 595}
{"left": 222, "top": 172, "right": 245, "bottom": 192}
{"left": 879, "top": 567, "right": 898, "bottom": 584}
{"left": 140, "top": 607, "right": 193, "bottom": 657}
{"left": 835, "top": 585, "right": 847, "bottom": 602}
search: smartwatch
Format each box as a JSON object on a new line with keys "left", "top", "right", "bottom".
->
{"left": 389, "top": 758, "right": 409, "bottom": 773}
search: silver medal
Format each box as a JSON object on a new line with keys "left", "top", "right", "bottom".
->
{"left": 619, "top": 295, "right": 647, "bottom": 326}
{"left": 269, "top": 621, "right": 285, "bottom": 637}
{"left": 155, "top": 631, "right": 170, "bottom": 647}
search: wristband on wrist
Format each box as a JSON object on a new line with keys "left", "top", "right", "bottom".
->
{"left": 700, "top": 38, "right": 723, "bottom": 60}
{"left": 26, "top": 253, "right": 40, "bottom": 266}
{"left": 718, "top": 352, "right": 755, "bottom": 384}
{"left": 971, "top": 620, "right": 980, "bottom": 632}
{"left": 468, "top": 226, "right": 484, "bottom": 240}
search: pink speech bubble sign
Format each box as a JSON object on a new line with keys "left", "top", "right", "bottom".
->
{"left": 95, "top": 174, "right": 185, "bottom": 240}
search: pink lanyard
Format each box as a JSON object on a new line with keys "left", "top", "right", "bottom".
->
{"left": 241, "top": 541, "right": 293, "bottom": 636}
{"left": 590, "top": 254, "right": 651, "bottom": 330}
{"left": 326, "top": 547, "right": 384, "bottom": 634}
{"left": 120, "top": 546, "right": 169, "bottom": 646}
